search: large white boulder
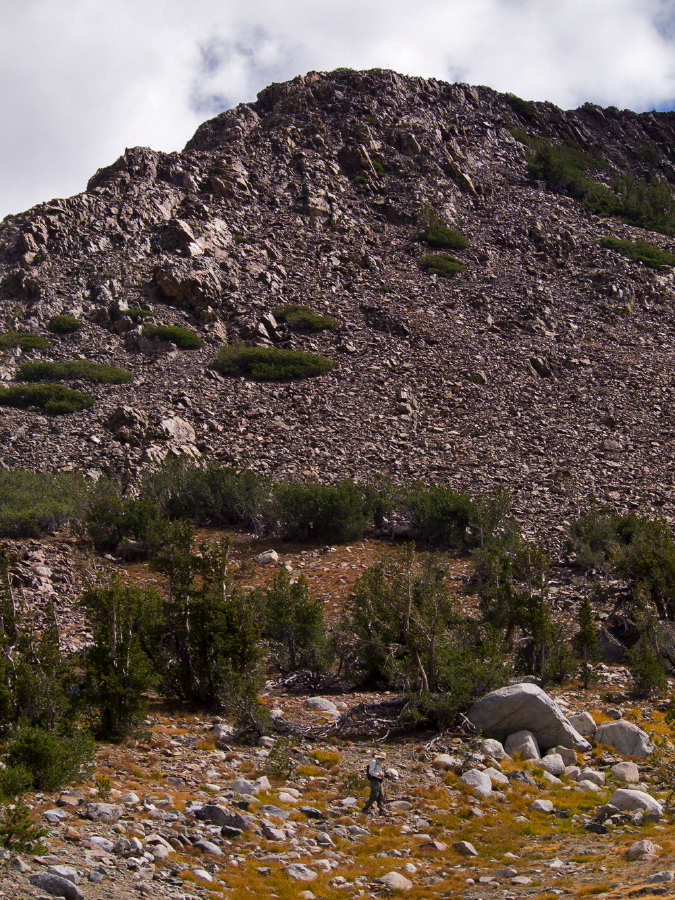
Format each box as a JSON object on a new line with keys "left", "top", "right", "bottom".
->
{"left": 467, "top": 683, "right": 591, "bottom": 752}
{"left": 610, "top": 789, "right": 662, "bottom": 815}
{"left": 595, "top": 720, "right": 653, "bottom": 758}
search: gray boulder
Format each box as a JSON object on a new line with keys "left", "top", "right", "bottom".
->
{"left": 538, "top": 753, "right": 565, "bottom": 776}
{"left": 504, "top": 730, "right": 540, "bottom": 760}
{"left": 29, "top": 872, "right": 83, "bottom": 900}
{"left": 479, "top": 738, "right": 509, "bottom": 761}
{"left": 459, "top": 769, "right": 492, "bottom": 798}
{"left": 612, "top": 761, "right": 640, "bottom": 783}
{"left": 568, "top": 711, "right": 597, "bottom": 738}
{"left": 83, "top": 802, "right": 123, "bottom": 821}
{"left": 595, "top": 720, "right": 653, "bottom": 758}
{"left": 610, "top": 788, "right": 662, "bottom": 815}
{"left": 467, "top": 683, "right": 591, "bottom": 752}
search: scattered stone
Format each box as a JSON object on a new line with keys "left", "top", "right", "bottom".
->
{"left": 380, "top": 871, "right": 413, "bottom": 890}
{"left": 569, "top": 712, "right": 597, "bottom": 738}
{"left": 305, "top": 697, "right": 339, "bottom": 714}
{"left": 538, "top": 753, "right": 565, "bottom": 776}
{"left": 530, "top": 799, "right": 554, "bottom": 813}
{"left": 479, "top": 738, "right": 509, "bottom": 761}
{"left": 610, "top": 789, "right": 662, "bottom": 815}
{"left": 646, "top": 872, "right": 675, "bottom": 883}
{"left": 432, "top": 753, "right": 462, "bottom": 772}
{"left": 612, "top": 761, "right": 640, "bottom": 783}
{"left": 285, "top": 863, "right": 317, "bottom": 882}
{"left": 83, "top": 802, "right": 123, "bottom": 821}
{"left": 257, "top": 550, "right": 279, "bottom": 565}
{"left": 505, "top": 730, "right": 541, "bottom": 760}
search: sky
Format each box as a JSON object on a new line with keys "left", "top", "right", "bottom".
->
{"left": 2, "top": 0, "right": 675, "bottom": 221}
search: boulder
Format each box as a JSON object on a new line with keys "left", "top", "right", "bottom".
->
{"left": 231, "top": 778, "right": 259, "bottom": 795}
{"left": 569, "top": 711, "right": 597, "bottom": 738}
{"left": 578, "top": 768, "right": 605, "bottom": 786}
{"left": 538, "top": 753, "right": 565, "bottom": 776}
{"left": 285, "top": 864, "right": 317, "bottom": 882}
{"left": 504, "top": 730, "right": 540, "bottom": 760}
{"left": 467, "top": 683, "right": 591, "bottom": 751}
{"left": 478, "top": 738, "right": 509, "bottom": 761}
{"left": 552, "top": 745, "right": 577, "bottom": 766}
{"left": 612, "top": 761, "right": 640, "bottom": 783}
{"left": 595, "top": 721, "right": 653, "bottom": 758}
{"left": 83, "top": 802, "right": 123, "bottom": 821}
{"left": 432, "top": 753, "right": 462, "bottom": 772}
{"left": 452, "top": 840, "right": 478, "bottom": 856}
{"left": 626, "top": 839, "right": 661, "bottom": 861}
{"left": 380, "top": 872, "right": 413, "bottom": 890}
{"left": 610, "top": 789, "right": 662, "bottom": 815}
{"left": 530, "top": 799, "right": 554, "bottom": 813}
{"left": 158, "top": 416, "right": 196, "bottom": 445}
{"left": 305, "top": 697, "right": 338, "bottom": 714}
{"left": 28, "top": 872, "right": 83, "bottom": 900}
{"left": 459, "top": 769, "right": 492, "bottom": 798}
{"left": 483, "top": 766, "right": 509, "bottom": 785}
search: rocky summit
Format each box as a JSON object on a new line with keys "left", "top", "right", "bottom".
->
{"left": 2, "top": 68, "right": 675, "bottom": 537}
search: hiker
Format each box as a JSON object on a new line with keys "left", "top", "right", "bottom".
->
{"left": 363, "top": 751, "right": 389, "bottom": 814}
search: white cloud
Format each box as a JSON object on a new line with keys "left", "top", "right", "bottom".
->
{"left": 1, "top": 0, "right": 675, "bottom": 220}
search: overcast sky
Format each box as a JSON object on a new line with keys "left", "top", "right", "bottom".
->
{"left": 2, "top": 0, "right": 675, "bottom": 221}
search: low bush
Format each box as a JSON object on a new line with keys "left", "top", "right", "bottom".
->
{"left": 46, "top": 315, "right": 83, "bottom": 334}
{"left": 142, "top": 324, "right": 203, "bottom": 349}
{"left": 4, "top": 725, "right": 95, "bottom": 791}
{"left": 272, "top": 303, "right": 339, "bottom": 331}
{"left": 0, "top": 383, "right": 95, "bottom": 414}
{"left": 0, "top": 469, "right": 92, "bottom": 537}
{"left": 272, "top": 479, "right": 374, "bottom": 542}
{"left": 528, "top": 140, "right": 607, "bottom": 198}
{"left": 420, "top": 253, "right": 465, "bottom": 277}
{"left": 126, "top": 308, "right": 154, "bottom": 320}
{"left": 402, "top": 482, "right": 474, "bottom": 548}
{"left": 214, "top": 345, "right": 335, "bottom": 380}
{"left": 261, "top": 569, "right": 331, "bottom": 673}
{"left": 0, "top": 331, "right": 52, "bottom": 350}
{"left": 47, "top": 316, "right": 84, "bottom": 334}
{"left": 600, "top": 236, "right": 675, "bottom": 268}
{"left": 418, "top": 224, "right": 469, "bottom": 250}
{"left": 506, "top": 93, "right": 535, "bottom": 120}
{"left": 86, "top": 496, "right": 170, "bottom": 557}
{"left": 142, "top": 460, "right": 271, "bottom": 531}
{"left": 16, "top": 360, "right": 134, "bottom": 384}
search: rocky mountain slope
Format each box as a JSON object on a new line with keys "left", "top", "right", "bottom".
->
{"left": 2, "top": 68, "right": 675, "bottom": 538}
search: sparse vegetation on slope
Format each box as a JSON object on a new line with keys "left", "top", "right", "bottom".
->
{"left": 420, "top": 253, "right": 465, "bottom": 277}
{"left": 0, "top": 331, "right": 51, "bottom": 350}
{"left": 141, "top": 324, "right": 203, "bottom": 348}
{"left": 273, "top": 303, "right": 339, "bottom": 331}
{"left": 214, "top": 345, "right": 335, "bottom": 380}
{"left": 16, "top": 360, "right": 134, "bottom": 384}
{"left": 0, "top": 383, "right": 95, "bottom": 414}
{"left": 600, "top": 235, "right": 675, "bottom": 268}
{"left": 46, "top": 314, "right": 83, "bottom": 334}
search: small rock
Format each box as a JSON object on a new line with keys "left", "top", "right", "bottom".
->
{"left": 610, "top": 789, "right": 662, "bottom": 816}
{"left": 646, "top": 871, "right": 675, "bottom": 883}
{"left": 484, "top": 766, "right": 509, "bottom": 785}
{"left": 304, "top": 697, "right": 338, "bottom": 713}
{"left": 612, "top": 761, "right": 640, "bottom": 783}
{"left": 231, "top": 778, "right": 259, "bottom": 795}
{"left": 48, "top": 865, "right": 79, "bottom": 884}
{"left": 596, "top": 721, "right": 653, "bottom": 758}
{"left": 504, "top": 730, "right": 540, "bottom": 760}
{"left": 432, "top": 753, "right": 462, "bottom": 772}
{"left": 194, "top": 839, "right": 224, "bottom": 856}
{"left": 84, "top": 802, "right": 123, "bottom": 822}
{"left": 257, "top": 550, "right": 279, "bottom": 565}
{"left": 418, "top": 840, "right": 447, "bottom": 851}
{"left": 538, "top": 753, "right": 565, "bottom": 776}
{"left": 578, "top": 768, "right": 605, "bottom": 786}
{"left": 479, "top": 738, "right": 509, "bottom": 761}
{"left": 569, "top": 711, "right": 597, "bottom": 737}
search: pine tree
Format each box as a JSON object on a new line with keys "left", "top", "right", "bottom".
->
{"left": 575, "top": 596, "right": 599, "bottom": 689}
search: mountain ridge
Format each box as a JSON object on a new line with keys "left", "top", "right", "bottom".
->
{"left": 2, "top": 68, "right": 675, "bottom": 542}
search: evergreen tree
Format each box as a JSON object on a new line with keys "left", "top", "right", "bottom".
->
{"left": 574, "top": 596, "right": 599, "bottom": 689}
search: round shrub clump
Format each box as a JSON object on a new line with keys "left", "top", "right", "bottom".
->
{"left": 0, "top": 331, "right": 52, "bottom": 350}
{"left": 0, "top": 383, "right": 95, "bottom": 414}
{"left": 142, "top": 324, "right": 203, "bottom": 349}
{"left": 46, "top": 315, "right": 83, "bottom": 334}
{"left": 418, "top": 225, "right": 469, "bottom": 251}
{"left": 273, "top": 303, "right": 338, "bottom": 332}
{"left": 420, "top": 253, "right": 465, "bottom": 277}
{"left": 214, "top": 345, "right": 335, "bottom": 381}
{"left": 16, "top": 360, "right": 134, "bottom": 384}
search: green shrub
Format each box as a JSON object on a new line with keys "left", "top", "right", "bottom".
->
{"left": 630, "top": 639, "right": 668, "bottom": 698}
{"left": 0, "top": 766, "right": 46, "bottom": 852}
{"left": 566, "top": 505, "right": 639, "bottom": 572}
{"left": 46, "top": 315, "right": 83, "bottom": 334}
{"left": 16, "top": 360, "right": 134, "bottom": 384}
{"left": 142, "top": 324, "right": 203, "bottom": 349}
{"left": 81, "top": 576, "right": 159, "bottom": 740}
{"left": 261, "top": 569, "right": 331, "bottom": 673}
{"left": 86, "top": 496, "right": 170, "bottom": 557}
{"left": 214, "top": 345, "right": 335, "bottom": 381}
{"left": 505, "top": 93, "right": 535, "bottom": 120}
{"left": 601, "top": 236, "right": 675, "bottom": 268}
{"left": 272, "top": 479, "right": 373, "bottom": 542}
{"left": 126, "top": 308, "right": 154, "bottom": 320}
{"left": 142, "top": 460, "right": 271, "bottom": 531}
{"left": 420, "top": 253, "right": 465, "bottom": 277}
{"left": 0, "top": 383, "right": 95, "bottom": 414}
{"left": 0, "top": 331, "right": 52, "bottom": 351}
{"left": 0, "top": 469, "right": 91, "bottom": 537}
{"left": 372, "top": 159, "right": 386, "bottom": 176}
{"left": 402, "top": 482, "right": 474, "bottom": 548}
{"left": 528, "top": 140, "right": 607, "bottom": 198}
{"left": 272, "top": 303, "right": 339, "bottom": 331}
{"left": 4, "top": 726, "right": 95, "bottom": 791}
{"left": 418, "top": 225, "right": 469, "bottom": 250}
